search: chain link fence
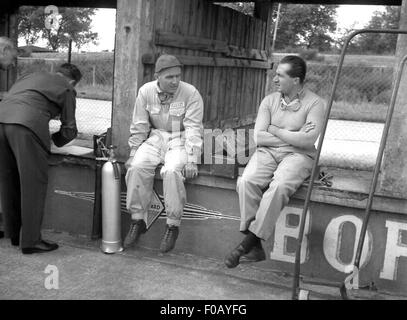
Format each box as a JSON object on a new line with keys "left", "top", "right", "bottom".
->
{"left": 17, "top": 55, "right": 113, "bottom": 140}
{"left": 268, "top": 54, "right": 397, "bottom": 171}
{"left": 16, "top": 53, "right": 398, "bottom": 170}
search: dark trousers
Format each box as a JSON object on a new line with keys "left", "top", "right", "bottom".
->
{"left": 0, "top": 123, "right": 49, "bottom": 248}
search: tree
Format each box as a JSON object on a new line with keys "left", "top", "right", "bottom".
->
{"left": 273, "top": 4, "right": 338, "bottom": 51}
{"left": 348, "top": 6, "right": 400, "bottom": 54}
{"left": 18, "top": 7, "right": 43, "bottom": 45}
{"left": 18, "top": 6, "right": 99, "bottom": 51}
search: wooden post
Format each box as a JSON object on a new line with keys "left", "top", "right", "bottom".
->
{"left": 379, "top": 0, "right": 407, "bottom": 198}
{"left": 112, "top": 0, "right": 155, "bottom": 161}
{"left": 92, "top": 65, "right": 96, "bottom": 87}
{"left": 0, "top": 5, "right": 18, "bottom": 92}
{"left": 263, "top": 2, "right": 275, "bottom": 95}
{"left": 68, "top": 38, "right": 72, "bottom": 63}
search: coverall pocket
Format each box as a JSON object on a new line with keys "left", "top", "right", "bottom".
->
{"left": 169, "top": 102, "right": 186, "bottom": 117}
{"left": 146, "top": 104, "right": 161, "bottom": 115}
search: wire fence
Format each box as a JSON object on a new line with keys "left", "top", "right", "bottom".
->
{"left": 17, "top": 56, "right": 113, "bottom": 139}
{"left": 16, "top": 54, "right": 398, "bottom": 170}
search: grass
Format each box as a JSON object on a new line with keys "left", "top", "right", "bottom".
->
{"left": 330, "top": 101, "right": 387, "bottom": 123}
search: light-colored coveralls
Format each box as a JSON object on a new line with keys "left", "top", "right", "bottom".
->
{"left": 126, "top": 80, "right": 204, "bottom": 227}
{"left": 238, "top": 88, "right": 325, "bottom": 240}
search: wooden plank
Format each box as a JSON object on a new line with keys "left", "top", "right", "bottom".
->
{"left": 112, "top": 0, "right": 155, "bottom": 161}
{"left": 255, "top": 17, "right": 262, "bottom": 50}
{"left": 209, "top": 67, "right": 220, "bottom": 122}
{"left": 227, "top": 45, "right": 268, "bottom": 60}
{"left": 142, "top": 53, "right": 272, "bottom": 69}
{"left": 231, "top": 67, "right": 240, "bottom": 120}
{"left": 264, "top": 2, "right": 274, "bottom": 55}
{"left": 181, "top": 0, "right": 192, "bottom": 82}
{"left": 222, "top": 66, "right": 232, "bottom": 122}
{"left": 205, "top": 112, "right": 257, "bottom": 130}
{"left": 235, "top": 67, "right": 243, "bottom": 120}
{"left": 254, "top": 0, "right": 272, "bottom": 22}
{"left": 154, "top": 0, "right": 165, "bottom": 31}
{"left": 163, "top": 0, "right": 172, "bottom": 32}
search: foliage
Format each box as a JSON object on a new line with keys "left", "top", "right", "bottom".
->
{"left": 18, "top": 6, "right": 98, "bottom": 51}
{"left": 342, "top": 6, "right": 400, "bottom": 55}
{"left": 297, "top": 49, "right": 325, "bottom": 61}
{"left": 216, "top": 3, "right": 338, "bottom": 51}
{"left": 272, "top": 4, "right": 338, "bottom": 51}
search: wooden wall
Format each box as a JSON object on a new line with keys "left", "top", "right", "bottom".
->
{"left": 145, "top": 0, "right": 272, "bottom": 129}
{"left": 113, "top": 0, "right": 273, "bottom": 160}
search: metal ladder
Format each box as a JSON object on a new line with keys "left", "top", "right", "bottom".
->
{"left": 291, "top": 29, "right": 407, "bottom": 300}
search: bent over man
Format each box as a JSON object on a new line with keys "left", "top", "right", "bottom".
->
{"left": 124, "top": 54, "right": 203, "bottom": 253}
{"left": 225, "top": 55, "right": 325, "bottom": 268}
{"left": 0, "top": 63, "right": 82, "bottom": 254}
{"left": 0, "top": 36, "right": 18, "bottom": 240}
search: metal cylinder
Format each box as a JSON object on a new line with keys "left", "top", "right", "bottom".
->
{"left": 100, "top": 158, "right": 123, "bottom": 254}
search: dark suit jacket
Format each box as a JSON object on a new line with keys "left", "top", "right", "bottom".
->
{"left": 0, "top": 72, "right": 78, "bottom": 151}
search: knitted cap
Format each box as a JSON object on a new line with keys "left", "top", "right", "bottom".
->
{"left": 155, "top": 54, "right": 182, "bottom": 73}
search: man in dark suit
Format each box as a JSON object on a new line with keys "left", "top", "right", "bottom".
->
{"left": 0, "top": 36, "right": 18, "bottom": 240}
{"left": 0, "top": 63, "right": 82, "bottom": 254}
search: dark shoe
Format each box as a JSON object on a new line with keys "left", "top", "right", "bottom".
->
{"left": 22, "top": 240, "right": 59, "bottom": 254}
{"left": 240, "top": 245, "right": 266, "bottom": 263}
{"left": 124, "top": 219, "right": 146, "bottom": 248}
{"left": 0, "top": 231, "right": 4, "bottom": 238}
{"left": 11, "top": 236, "right": 19, "bottom": 246}
{"left": 159, "top": 225, "right": 179, "bottom": 253}
{"left": 224, "top": 245, "right": 246, "bottom": 268}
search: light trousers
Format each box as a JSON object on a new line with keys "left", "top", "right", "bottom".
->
{"left": 125, "top": 130, "right": 187, "bottom": 227}
{"left": 237, "top": 147, "right": 313, "bottom": 240}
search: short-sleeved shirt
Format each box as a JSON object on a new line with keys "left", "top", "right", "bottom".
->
{"left": 0, "top": 72, "right": 77, "bottom": 150}
{"left": 258, "top": 88, "right": 325, "bottom": 158}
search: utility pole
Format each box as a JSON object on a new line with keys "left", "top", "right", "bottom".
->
{"left": 68, "top": 38, "right": 72, "bottom": 63}
{"left": 271, "top": 3, "right": 282, "bottom": 52}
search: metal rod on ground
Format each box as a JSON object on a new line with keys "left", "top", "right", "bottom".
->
{"left": 291, "top": 29, "right": 407, "bottom": 300}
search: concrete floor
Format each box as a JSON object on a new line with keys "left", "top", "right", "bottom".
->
{"left": 1, "top": 230, "right": 405, "bottom": 300}
{"left": 0, "top": 230, "right": 317, "bottom": 300}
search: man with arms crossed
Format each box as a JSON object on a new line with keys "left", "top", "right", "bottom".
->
{"left": 225, "top": 55, "right": 325, "bottom": 268}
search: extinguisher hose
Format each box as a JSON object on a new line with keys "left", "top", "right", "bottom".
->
{"left": 112, "top": 162, "right": 120, "bottom": 180}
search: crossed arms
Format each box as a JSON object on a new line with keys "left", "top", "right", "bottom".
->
{"left": 254, "top": 99, "right": 326, "bottom": 149}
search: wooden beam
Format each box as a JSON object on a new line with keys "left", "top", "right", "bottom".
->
{"left": 155, "top": 30, "right": 269, "bottom": 60}
{"left": 142, "top": 53, "right": 273, "bottom": 69}
{"left": 155, "top": 30, "right": 228, "bottom": 53}
{"left": 253, "top": 1, "right": 272, "bottom": 22}
{"left": 211, "top": 0, "right": 401, "bottom": 5}
{"left": 112, "top": 0, "right": 155, "bottom": 161}
{"left": 0, "top": 8, "right": 18, "bottom": 92}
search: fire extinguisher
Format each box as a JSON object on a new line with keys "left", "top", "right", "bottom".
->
{"left": 100, "top": 145, "right": 123, "bottom": 254}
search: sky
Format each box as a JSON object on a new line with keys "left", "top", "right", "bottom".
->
{"left": 21, "top": 5, "right": 388, "bottom": 52}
